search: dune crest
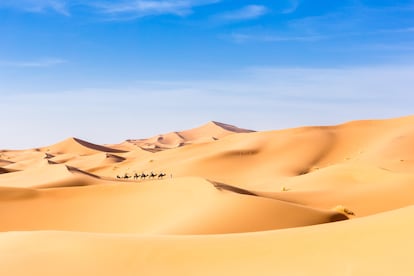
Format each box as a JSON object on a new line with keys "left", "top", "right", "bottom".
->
{"left": 43, "top": 137, "right": 126, "bottom": 155}
{"left": 120, "top": 121, "right": 254, "bottom": 152}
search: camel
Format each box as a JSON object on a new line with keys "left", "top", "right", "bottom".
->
{"left": 158, "top": 173, "right": 166, "bottom": 179}
{"left": 134, "top": 173, "right": 140, "bottom": 180}
{"left": 123, "top": 173, "right": 131, "bottom": 179}
{"left": 140, "top": 173, "right": 148, "bottom": 180}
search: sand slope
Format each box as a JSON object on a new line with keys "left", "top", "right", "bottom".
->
{"left": 1, "top": 115, "right": 414, "bottom": 275}
{"left": 0, "top": 206, "right": 413, "bottom": 275}
{"left": 0, "top": 177, "right": 347, "bottom": 234}
{"left": 0, "top": 163, "right": 106, "bottom": 189}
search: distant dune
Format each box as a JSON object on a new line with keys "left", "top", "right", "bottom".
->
{"left": 1, "top": 116, "right": 414, "bottom": 275}
{"left": 44, "top": 137, "right": 126, "bottom": 155}
{"left": 115, "top": 121, "right": 254, "bottom": 152}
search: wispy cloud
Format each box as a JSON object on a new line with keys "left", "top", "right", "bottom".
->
{"left": 0, "top": 58, "right": 67, "bottom": 68}
{"left": 213, "top": 5, "right": 269, "bottom": 22}
{"left": 288, "top": 2, "right": 414, "bottom": 36}
{"left": 3, "top": 64, "right": 413, "bottom": 149}
{"left": 94, "top": 0, "right": 220, "bottom": 19}
{"left": 288, "top": 12, "right": 351, "bottom": 35}
{"left": 226, "top": 32, "right": 326, "bottom": 43}
{"left": 0, "top": 0, "right": 220, "bottom": 18}
{"left": 374, "top": 27, "right": 414, "bottom": 34}
{"left": 281, "top": 0, "right": 299, "bottom": 14}
{"left": 0, "top": 0, "right": 70, "bottom": 15}
{"left": 366, "top": 43, "right": 414, "bottom": 52}
{"left": 244, "top": 65, "right": 414, "bottom": 96}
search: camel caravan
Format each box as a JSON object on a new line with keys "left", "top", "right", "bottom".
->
{"left": 116, "top": 172, "right": 168, "bottom": 180}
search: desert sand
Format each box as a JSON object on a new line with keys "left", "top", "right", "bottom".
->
{"left": 1, "top": 116, "right": 414, "bottom": 275}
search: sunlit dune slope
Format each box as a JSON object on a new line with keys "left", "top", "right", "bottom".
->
{"left": 97, "top": 115, "right": 414, "bottom": 185}
{"left": 252, "top": 162, "right": 414, "bottom": 216}
{"left": 0, "top": 163, "right": 109, "bottom": 189}
{"left": 0, "top": 177, "right": 347, "bottom": 234}
{"left": 0, "top": 206, "right": 412, "bottom": 275}
{"left": 84, "top": 115, "right": 414, "bottom": 218}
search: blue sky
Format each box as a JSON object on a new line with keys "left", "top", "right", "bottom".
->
{"left": 1, "top": 0, "right": 413, "bottom": 149}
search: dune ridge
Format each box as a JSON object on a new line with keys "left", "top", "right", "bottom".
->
{"left": 44, "top": 137, "right": 126, "bottom": 155}
{"left": 121, "top": 121, "right": 254, "bottom": 152}
{"left": 1, "top": 115, "right": 414, "bottom": 275}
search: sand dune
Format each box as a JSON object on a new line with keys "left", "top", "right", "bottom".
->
{"left": 1, "top": 115, "right": 414, "bottom": 275}
{"left": 0, "top": 159, "right": 14, "bottom": 167}
{"left": 0, "top": 163, "right": 105, "bottom": 189}
{"left": 122, "top": 121, "right": 254, "bottom": 151}
{"left": 0, "top": 177, "right": 347, "bottom": 234}
{"left": 44, "top": 137, "right": 125, "bottom": 155}
{"left": 0, "top": 206, "right": 412, "bottom": 275}
{"left": 99, "top": 115, "right": 414, "bottom": 190}
{"left": 61, "top": 152, "right": 126, "bottom": 173}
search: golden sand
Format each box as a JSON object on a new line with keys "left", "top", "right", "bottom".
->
{"left": 1, "top": 116, "right": 414, "bottom": 275}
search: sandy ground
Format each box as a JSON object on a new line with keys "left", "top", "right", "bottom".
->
{"left": 1, "top": 117, "right": 414, "bottom": 275}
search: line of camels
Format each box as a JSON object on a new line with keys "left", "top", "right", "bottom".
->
{"left": 116, "top": 172, "right": 168, "bottom": 180}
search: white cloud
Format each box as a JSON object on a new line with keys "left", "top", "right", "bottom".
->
{"left": 288, "top": 3, "right": 414, "bottom": 37}
{"left": 0, "top": 58, "right": 67, "bottom": 68}
{"left": 226, "top": 32, "right": 326, "bottom": 43}
{"left": 281, "top": 0, "right": 299, "bottom": 14}
{"left": 94, "top": 0, "right": 220, "bottom": 19}
{"left": 0, "top": 0, "right": 70, "bottom": 15}
{"left": 2, "top": 64, "right": 413, "bottom": 149}
{"left": 214, "top": 5, "right": 269, "bottom": 22}
{"left": 244, "top": 65, "right": 414, "bottom": 98}
{"left": 0, "top": 0, "right": 220, "bottom": 18}
{"left": 374, "top": 27, "right": 414, "bottom": 34}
